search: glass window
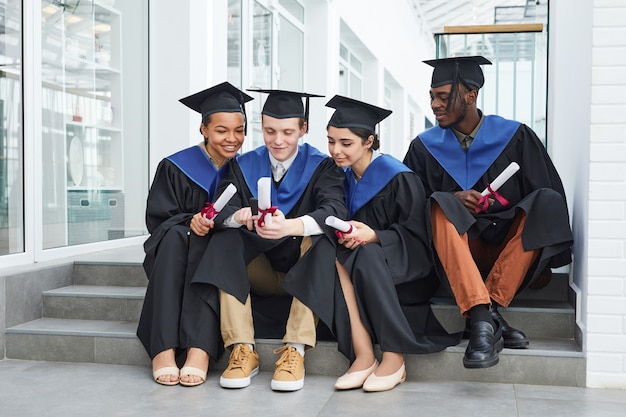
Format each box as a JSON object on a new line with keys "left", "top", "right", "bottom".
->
{"left": 249, "top": 1, "right": 272, "bottom": 149}
{"left": 278, "top": 0, "right": 303, "bottom": 23}
{"left": 350, "top": 53, "right": 361, "bottom": 73}
{"left": 339, "top": 42, "right": 362, "bottom": 99}
{"left": 339, "top": 43, "right": 348, "bottom": 61}
{"left": 0, "top": 0, "right": 23, "bottom": 255}
{"left": 434, "top": 27, "right": 548, "bottom": 143}
{"left": 41, "top": 0, "right": 148, "bottom": 248}
{"left": 277, "top": 15, "right": 303, "bottom": 91}
{"left": 227, "top": 0, "right": 242, "bottom": 86}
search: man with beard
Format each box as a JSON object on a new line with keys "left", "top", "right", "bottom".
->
{"left": 403, "top": 56, "right": 573, "bottom": 369}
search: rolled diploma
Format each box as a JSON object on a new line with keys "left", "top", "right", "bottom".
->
{"left": 211, "top": 183, "right": 237, "bottom": 217}
{"left": 325, "top": 216, "right": 354, "bottom": 233}
{"left": 257, "top": 177, "right": 273, "bottom": 225}
{"left": 480, "top": 162, "right": 520, "bottom": 196}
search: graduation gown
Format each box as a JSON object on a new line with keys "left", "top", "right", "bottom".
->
{"left": 334, "top": 155, "right": 459, "bottom": 360}
{"left": 403, "top": 115, "right": 573, "bottom": 294}
{"left": 192, "top": 143, "right": 348, "bottom": 343}
{"left": 137, "top": 144, "right": 227, "bottom": 361}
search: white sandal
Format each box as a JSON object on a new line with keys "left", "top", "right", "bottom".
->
{"left": 153, "top": 366, "right": 180, "bottom": 386}
{"left": 179, "top": 366, "right": 207, "bottom": 387}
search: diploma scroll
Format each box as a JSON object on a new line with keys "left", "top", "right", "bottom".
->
{"left": 480, "top": 162, "right": 520, "bottom": 197}
{"left": 476, "top": 162, "right": 520, "bottom": 213}
{"left": 201, "top": 183, "right": 237, "bottom": 223}
{"left": 325, "top": 215, "right": 356, "bottom": 239}
{"left": 257, "top": 177, "right": 277, "bottom": 227}
{"left": 325, "top": 216, "right": 355, "bottom": 233}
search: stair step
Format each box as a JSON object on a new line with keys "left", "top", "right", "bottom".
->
{"left": 76, "top": 261, "right": 570, "bottom": 303}
{"left": 5, "top": 318, "right": 584, "bottom": 386}
{"left": 41, "top": 284, "right": 574, "bottom": 339}
{"left": 432, "top": 299, "right": 575, "bottom": 339}
{"left": 73, "top": 262, "right": 146, "bottom": 287}
{"left": 43, "top": 285, "right": 146, "bottom": 321}
{"left": 5, "top": 318, "right": 148, "bottom": 366}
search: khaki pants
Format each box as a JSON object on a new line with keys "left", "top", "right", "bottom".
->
{"left": 431, "top": 203, "right": 539, "bottom": 316}
{"left": 220, "top": 236, "right": 318, "bottom": 349}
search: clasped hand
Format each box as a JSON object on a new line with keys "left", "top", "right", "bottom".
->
{"left": 234, "top": 207, "right": 299, "bottom": 239}
{"left": 454, "top": 189, "right": 493, "bottom": 213}
{"left": 190, "top": 212, "right": 215, "bottom": 236}
{"left": 338, "top": 220, "right": 378, "bottom": 250}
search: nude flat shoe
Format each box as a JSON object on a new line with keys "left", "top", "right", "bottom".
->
{"left": 334, "top": 360, "right": 378, "bottom": 390}
{"left": 362, "top": 363, "right": 406, "bottom": 392}
{"left": 179, "top": 366, "right": 207, "bottom": 387}
{"left": 153, "top": 366, "right": 180, "bottom": 386}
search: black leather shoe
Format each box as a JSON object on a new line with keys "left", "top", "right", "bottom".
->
{"left": 463, "top": 321, "right": 504, "bottom": 369}
{"left": 490, "top": 306, "right": 530, "bottom": 349}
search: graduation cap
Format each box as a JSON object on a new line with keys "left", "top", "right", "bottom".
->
{"left": 247, "top": 89, "right": 324, "bottom": 132}
{"left": 423, "top": 55, "right": 492, "bottom": 90}
{"left": 325, "top": 95, "right": 392, "bottom": 132}
{"left": 179, "top": 81, "right": 253, "bottom": 120}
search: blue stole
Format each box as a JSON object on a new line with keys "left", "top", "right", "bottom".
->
{"left": 166, "top": 145, "right": 227, "bottom": 200}
{"left": 237, "top": 143, "right": 327, "bottom": 215}
{"left": 345, "top": 154, "right": 410, "bottom": 218}
{"left": 419, "top": 115, "right": 520, "bottom": 190}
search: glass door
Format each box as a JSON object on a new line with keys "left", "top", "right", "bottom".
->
{"left": 0, "top": 0, "right": 24, "bottom": 256}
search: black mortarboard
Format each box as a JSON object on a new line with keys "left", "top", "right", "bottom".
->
{"left": 423, "top": 56, "right": 492, "bottom": 90}
{"left": 247, "top": 89, "right": 324, "bottom": 132}
{"left": 179, "top": 81, "right": 253, "bottom": 118}
{"left": 325, "top": 95, "right": 392, "bottom": 132}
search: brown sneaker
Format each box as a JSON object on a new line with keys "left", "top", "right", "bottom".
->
{"left": 220, "top": 344, "right": 259, "bottom": 389}
{"left": 271, "top": 345, "right": 305, "bottom": 391}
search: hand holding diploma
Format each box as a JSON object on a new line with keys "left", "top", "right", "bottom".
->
{"left": 201, "top": 183, "right": 237, "bottom": 223}
{"left": 257, "top": 177, "right": 278, "bottom": 227}
{"left": 325, "top": 216, "right": 378, "bottom": 249}
{"left": 325, "top": 216, "right": 356, "bottom": 239}
{"left": 475, "top": 162, "right": 520, "bottom": 213}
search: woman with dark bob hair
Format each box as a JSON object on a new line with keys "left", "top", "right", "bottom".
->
{"left": 326, "top": 95, "right": 459, "bottom": 392}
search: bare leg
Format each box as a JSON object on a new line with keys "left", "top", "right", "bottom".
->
{"left": 336, "top": 260, "right": 376, "bottom": 372}
{"left": 376, "top": 351, "right": 405, "bottom": 376}
{"left": 152, "top": 348, "right": 179, "bottom": 384}
{"left": 180, "top": 347, "right": 209, "bottom": 384}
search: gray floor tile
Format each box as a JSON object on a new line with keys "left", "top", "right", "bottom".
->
{"left": 1, "top": 360, "right": 625, "bottom": 417}
{"left": 516, "top": 397, "right": 626, "bottom": 417}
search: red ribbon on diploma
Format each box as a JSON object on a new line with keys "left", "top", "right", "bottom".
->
{"left": 475, "top": 184, "right": 510, "bottom": 213}
{"left": 200, "top": 202, "right": 217, "bottom": 220}
{"left": 334, "top": 224, "right": 354, "bottom": 240}
{"left": 257, "top": 206, "right": 278, "bottom": 227}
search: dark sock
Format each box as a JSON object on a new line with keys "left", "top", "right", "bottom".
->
{"left": 469, "top": 304, "right": 495, "bottom": 327}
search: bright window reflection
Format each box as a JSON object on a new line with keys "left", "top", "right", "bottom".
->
{"left": 41, "top": 0, "right": 148, "bottom": 248}
{"left": 0, "top": 0, "right": 24, "bottom": 255}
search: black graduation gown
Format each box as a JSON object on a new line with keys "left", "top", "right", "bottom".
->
{"left": 334, "top": 155, "right": 460, "bottom": 360}
{"left": 403, "top": 115, "right": 573, "bottom": 295}
{"left": 137, "top": 145, "right": 227, "bottom": 362}
{"left": 191, "top": 144, "right": 348, "bottom": 345}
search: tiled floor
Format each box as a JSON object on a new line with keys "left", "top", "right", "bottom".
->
{"left": 1, "top": 359, "right": 625, "bottom": 417}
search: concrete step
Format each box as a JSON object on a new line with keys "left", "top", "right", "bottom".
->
{"left": 41, "top": 285, "right": 574, "bottom": 339}
{"left": 432, "top": 298, "right": 576, "bottom": 339}
{"left": 43, "top": 285, "right": 146, "bottom": 321}
{"left": 5, "top": 318, "right": 584, "bottom": 387}
{"left": 73, "top": 262, "right": 147, "bottom": 287}
{"left": 73, "top": 261, "right": 571, "bottom": 303}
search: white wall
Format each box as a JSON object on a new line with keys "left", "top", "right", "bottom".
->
{"left": 149, "top": 0, "right": 212, "bottom": 179}
{"left": 549, "top": 0, "right": 593, "bottom": 363}
{"left": 585, "top": 0, "right": 626, "bottom": 389}
{"left": 318, "top": 0, "right": 436, "bottom": 159}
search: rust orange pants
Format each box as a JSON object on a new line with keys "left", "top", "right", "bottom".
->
{"left": 431, "top": 202, "right": 539, "bottom": 316}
